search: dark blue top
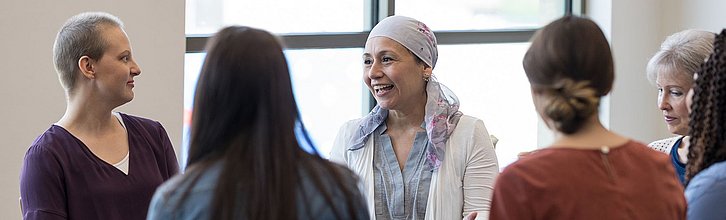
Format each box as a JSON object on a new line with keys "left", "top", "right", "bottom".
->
{"left": 685, "top": 161, "right": 726, "bottom": 220}
{"left": 670, "top": 138, "right": 687, "bottom": 185}
{"left": 20, "top": 113, "right": 180, "bottom": 220}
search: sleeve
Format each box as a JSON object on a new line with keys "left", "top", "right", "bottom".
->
{"left": 462, "top": 119, "right": 500, "bottom": 219}
{"left": 19, "top": 145, "right": 68, "bottom": 220}
{"left": 329, "top": 121, "right": 351, "bottom": 165}
{"left": 146, "top": 187, "right": 170, "bottom": 220}
{"left": 488, "top": 168, "right": 535, "bottom": 220}
{"left": 157, "top": 123, "right": 180, "bottom": 178}
{"left": 686, "top": 177, "right": 726, "bottom": 220}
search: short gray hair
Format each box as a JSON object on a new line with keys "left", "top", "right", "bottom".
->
{"left": 646, "top": 30, "right": 715, "bottom": 85}
{"left": 53, "top": 12, "right": 123, "bottom": 92}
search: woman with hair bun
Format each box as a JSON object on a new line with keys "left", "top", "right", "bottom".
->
{"left": 489, "top": 15, "right": 686, "bottom": 220}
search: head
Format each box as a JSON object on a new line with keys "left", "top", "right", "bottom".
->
{"left": 185, "top": 26, "right": 362, "bottom": 219}
{"left": 189, "top": 26, "right": 297, "bottom": 164}
{"left": 647, "top": 30, "right": 715, "bottom": 135}
{"left": 363, "top": 16, "right": 435, "bottom": 111}
{"left": 54, "top": 12, "right": 141, "bottom": 102}
{"left": 523, "top": 15, "right": 613, "bottom": 134}
{"left": 686, "top": 29, "right": 726, "bottom": 183}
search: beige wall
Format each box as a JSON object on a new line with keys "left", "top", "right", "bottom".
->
{"left": 608, "top": 0, "right": 670, "bottom": 143}
{"left": 0, "top": 0, "right": 183, "bottom": 218}
{"left": 662, "top": 0, "right": 726, "bottom": 36}
{"left": 587, "top": 0, "right": 725, "bottom": 144}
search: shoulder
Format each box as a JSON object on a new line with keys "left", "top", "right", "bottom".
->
{"left": 338, "top": 117, "right": 366, "bottom": 133}
{"left": 118, "top": 112, "right": 164, "bottom": 128}
{"left": 25, "top": 126, "right": 75, "bottom": 159}
{"left": 687, "top": 162, "right": 726, "bottom": 193}
{"left": 449, "top": 115, "right": 491, "bottom": 148}
{"left": 624, "top": 140, "right": 672, "bottom": 165}
{"left": 304, "top": 159, "right": 359, "bottom": 187}
{"left": 153, "top": 164, "right": 220, "bottom": 208}
{"left": 298, "top": 159, "right": 366, "bottom": 218}
{"left": 685, "top": 162, "right": 726, "bottom": 219}
{"left": 449, "top": 115, "right": 488, "bottom": 139}
{"left": 647, "top": 136, "right": 682, "bottom": 154}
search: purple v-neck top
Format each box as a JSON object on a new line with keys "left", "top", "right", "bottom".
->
{"left": 20, "top": 113, "right": 180, "bottom": 220}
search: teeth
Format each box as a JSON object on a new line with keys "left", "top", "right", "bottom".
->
{"left": 373, "top": 85, "right": 393, "bottom": 90}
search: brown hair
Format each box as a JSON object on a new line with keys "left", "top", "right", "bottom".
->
{"left": 686, "top": 29, "right": 726, "bottom": 183}
{"left": 523, "top": 15, "right": 614, "bottom": 134}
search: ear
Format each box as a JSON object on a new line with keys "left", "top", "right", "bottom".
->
{"left": 78, "top": 56, "right": 96, "bottom": 79}
{"left": 421, "top": 65, "right": 433, "bottom": 79}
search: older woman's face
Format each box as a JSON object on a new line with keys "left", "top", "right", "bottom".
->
{"left": 656, "top": 69, "right": 693, "bottom": 135}
{"left": 363, "top": 37, "right": 431, "bottom": 111}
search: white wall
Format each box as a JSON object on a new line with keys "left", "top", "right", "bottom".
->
{"left": 586, "top": 0, "right": 668, "bottom": 144}
{"left": 0, "top": 0, "right": 184, "bottom": 218}
{"left": 608, "top": 0, "right": 671, "bottom": 143}
{"left": 662, "top": 0, "right": 726, "bottom": 36}
{"left": 586, "top": 0, "right": 726, "bottom": 144}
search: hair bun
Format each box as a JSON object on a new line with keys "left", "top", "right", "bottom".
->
{"left": 544, "top": 78, "right": 599, "bottom": 134}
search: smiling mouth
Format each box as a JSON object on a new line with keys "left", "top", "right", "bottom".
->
{"left": 373, "top": 84, "right": 394, "bottom": 93}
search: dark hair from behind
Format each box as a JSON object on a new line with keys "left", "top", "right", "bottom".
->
{"left": 182, "top": 26, "right": 364, "bottom": 219}
{"left": 686, "top": 29, "right": 726, "bottom": 184}
{"left": 523, "top": 15, "right": 614, "bottom": 134}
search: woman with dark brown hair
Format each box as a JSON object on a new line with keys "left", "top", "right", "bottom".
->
{"left": 489, "top": 15, "right": 686, "bottom": 219}
{"left": 684, "top": 29, "right": 726, "bottom": 220}
{"left": 146, "top": 26, "right": 368, "bottom": 220}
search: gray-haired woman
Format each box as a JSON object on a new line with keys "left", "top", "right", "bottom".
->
{"left": 646, "top": 29, "right": 714, "bottom": 185}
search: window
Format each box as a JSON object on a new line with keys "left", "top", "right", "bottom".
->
{"left": 184, "top": 0, "right": 578, "bottom": 169}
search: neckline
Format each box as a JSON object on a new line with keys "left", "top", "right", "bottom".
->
{"left": 545, "top": 139, "right": 632, "bottom": 152}
{"left": 52, "top": 113, "right": 132, "bottom": 175}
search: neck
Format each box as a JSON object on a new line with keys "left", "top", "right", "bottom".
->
{"left": 387, "top": 93, "right": 427, "bottom": 130}
{"left": 550, "top": 113, "right": 628, "bottom": 150}
{"left": 57, "top": 89, "right": 120, "bottom": 133}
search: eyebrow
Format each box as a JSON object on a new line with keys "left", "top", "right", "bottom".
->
{"left": 363, "top": 50, "right": 396, "bottom": 57}
{"left": 117, "top": 50, "right": 131, "bottom": 56}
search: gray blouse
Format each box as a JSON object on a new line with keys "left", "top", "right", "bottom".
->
{"left": 373, "top": 123, "right": 433, "bottom": 220}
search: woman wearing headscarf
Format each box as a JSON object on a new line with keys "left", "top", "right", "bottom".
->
{"left": 330, "top": 16, "right": 499, "bottom": 220}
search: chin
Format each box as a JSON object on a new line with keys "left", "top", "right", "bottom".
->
{"left": 669, "top": 127, "right": 687, "bottom": 136}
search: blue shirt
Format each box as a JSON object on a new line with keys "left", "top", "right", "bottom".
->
{"left": 685, "top": 161, "right": 726, "bottom": 220}
{"left": 670, "top": 138, "right": 687, "bottom": 185}
{"left": 147, "top": 161, "right": 368, "bottom": 220}
{"left": 373, "top": 123, "right": 432, "bottom": 220}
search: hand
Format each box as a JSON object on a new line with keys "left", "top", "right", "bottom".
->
{"left": 464, "top": 211, "right": 478, "bottom": 220}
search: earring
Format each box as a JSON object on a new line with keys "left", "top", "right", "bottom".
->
{"left": 423, "top": 75, "right": 430, "bottom": 82}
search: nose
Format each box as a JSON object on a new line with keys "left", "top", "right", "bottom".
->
{"left": 367, "top": 61, "right": 383, "bottom": 80}
{"left": 131, "top": 60, "right": 142, "bottom": 76}
{"left": 658, "top": 95, "right": 671, "bottom": 111}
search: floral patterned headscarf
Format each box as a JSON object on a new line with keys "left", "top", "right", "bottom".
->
{"left": 347, "top": 16, "right": 462, "bottom": 170}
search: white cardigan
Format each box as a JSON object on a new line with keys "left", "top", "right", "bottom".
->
{"left": 330, "top": 115, "right": 499, "bottom": 220}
